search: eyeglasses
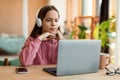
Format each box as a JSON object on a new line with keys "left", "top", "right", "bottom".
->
{"left": 105, "top": 67, "right": 120, "bottom": 76}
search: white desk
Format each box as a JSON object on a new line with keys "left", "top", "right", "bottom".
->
{"left": 0, "top": 65, "right": 120, "bottom": 80}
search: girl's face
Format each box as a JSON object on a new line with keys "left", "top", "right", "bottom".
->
{"left": 42, "top": 10, "right": 59, "bottom": 34}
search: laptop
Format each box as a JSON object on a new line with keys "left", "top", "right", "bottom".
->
{"left": 43, "top": 40, "right": 101, "bottom": 76}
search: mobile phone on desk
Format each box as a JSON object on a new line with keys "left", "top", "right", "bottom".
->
{"left": 16, "top": 67, "right": 29, "bottom": 74}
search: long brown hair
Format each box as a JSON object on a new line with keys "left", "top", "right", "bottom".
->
{"left": 30, "top": 5, "right": 60, "bottom": 38}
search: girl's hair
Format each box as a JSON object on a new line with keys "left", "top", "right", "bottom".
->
{"left": 30, "top": 5, "right": 60, "bottom": 38}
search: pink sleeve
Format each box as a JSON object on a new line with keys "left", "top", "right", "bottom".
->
{"left": 19, "top": 37, "right": 41, "bottom": 66}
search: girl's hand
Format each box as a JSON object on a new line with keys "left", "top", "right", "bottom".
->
{"left": 38, "top": 32, "right": 56, "bottom": 41}
{"left": 57, "top": 30, "right": 64, "bottom": 39}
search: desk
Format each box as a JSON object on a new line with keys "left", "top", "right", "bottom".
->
{"left": 0, "top": 65, "right": 120, "bottom": 80}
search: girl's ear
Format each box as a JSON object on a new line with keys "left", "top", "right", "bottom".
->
{"left": 58, "top": 26, "right": 64, "bottom": 34}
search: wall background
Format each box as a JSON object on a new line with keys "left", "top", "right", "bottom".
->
{"left": 0, "top": 0, "right": 22, "bottom": 36}
{"left": 0, "top": 0, "right": 47, "bottom": 36}
{"left": 28, "top": 0, "right": 47, "bottom": 36}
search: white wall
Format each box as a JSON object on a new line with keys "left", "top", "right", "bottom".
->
{"left": 71, "top": 0, "right": 78, "bottom": 20}
{"left": 22, "top": 0, "right": 28, "bottom": 38}
{"left": 82, "top": 0, "right": 92, "bottom": 16}
{"left": 115, "top": 0, "right": 120, "bottom": 65}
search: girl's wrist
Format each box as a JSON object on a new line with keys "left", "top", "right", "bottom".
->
{"left": 38, "top": 35, "right": 44, "bottom": 41}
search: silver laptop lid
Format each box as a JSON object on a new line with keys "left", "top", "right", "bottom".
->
{"left": 57, "top": 40, "right": 101, "bottom": 76}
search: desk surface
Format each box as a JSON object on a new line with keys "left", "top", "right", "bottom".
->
{"left": 0, "top": 65, "right": 120, "bottom": 80}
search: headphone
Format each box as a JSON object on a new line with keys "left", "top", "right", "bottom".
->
{"left": 36, "top": 8, "right": 42, "bottom": 27}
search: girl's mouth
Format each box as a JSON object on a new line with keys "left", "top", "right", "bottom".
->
{"left": 50, "top": 28, "right": 56, "bottom": 31}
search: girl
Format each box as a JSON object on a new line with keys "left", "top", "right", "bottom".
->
{"left": 19, "top": 5, "right": 64, "bottom": 66}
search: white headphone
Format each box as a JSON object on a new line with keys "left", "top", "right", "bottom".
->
{"left": 36, "top": 8, "right": 42, "bottom": 27}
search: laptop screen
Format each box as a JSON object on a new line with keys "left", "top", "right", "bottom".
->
{"left": 43, "top": 40, "right": 101, "bottom": 76}
{"left": 56, "top": 40, "right": 101, "bottom": 76}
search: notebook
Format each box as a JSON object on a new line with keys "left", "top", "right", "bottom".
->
{"left": 43, "top": 40, "right": 101, "bottom": 76}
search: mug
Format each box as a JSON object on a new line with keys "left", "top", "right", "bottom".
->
{"left": 99, "top": 53, "right": 110, "bottom": 69}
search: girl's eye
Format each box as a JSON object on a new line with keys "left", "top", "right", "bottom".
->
{"left": 45, "top": 19, "right": 59, "bottom": 22}
{"left": 55, "top": 19, "right": 59, "bottom": 22}
{"left": 46, "top": 19, "right": 51, "bottom": 22}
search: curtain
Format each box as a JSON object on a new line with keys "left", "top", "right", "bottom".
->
{"left": 100, "top": 0, "right": 109, "bottom": 23}
{"left": 99, "top": 0, "right": 109, "bottom": 53}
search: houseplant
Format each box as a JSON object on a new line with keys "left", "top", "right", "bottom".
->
{"left": 93, "top": 16, "right": 116, "bottom": 53}
{"left": 69, "top": 25, "right": 88, "bottom": 39}
{"left": 78, "top": 25, "right": 88, "bottom": 39}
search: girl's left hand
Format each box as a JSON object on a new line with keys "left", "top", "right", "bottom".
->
{"left": 57, "top": 30, "right": 64, "bottom": 39}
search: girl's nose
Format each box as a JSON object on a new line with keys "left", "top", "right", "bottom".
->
{"left": 52, "top": 20, "right": 56, "bottom": 26}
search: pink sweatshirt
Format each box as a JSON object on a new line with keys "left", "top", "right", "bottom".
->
{"left": 19, "top": 37, "right": 58, "bottom": 66}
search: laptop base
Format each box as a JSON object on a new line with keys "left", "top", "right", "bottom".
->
{"left": 43, "top": 67, "right": 57, "bottom": 76}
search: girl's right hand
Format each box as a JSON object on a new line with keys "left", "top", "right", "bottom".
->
{"left": 38, "top": 32, "right": 56, "bottom": 41}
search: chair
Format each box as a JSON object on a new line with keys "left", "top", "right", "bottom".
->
{"left": 74, "top": 16, "right": 99, "bottom": 39}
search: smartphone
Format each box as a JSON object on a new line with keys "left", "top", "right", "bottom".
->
{"left": 16, "top": 67, "right": 29, "bottom": 74}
